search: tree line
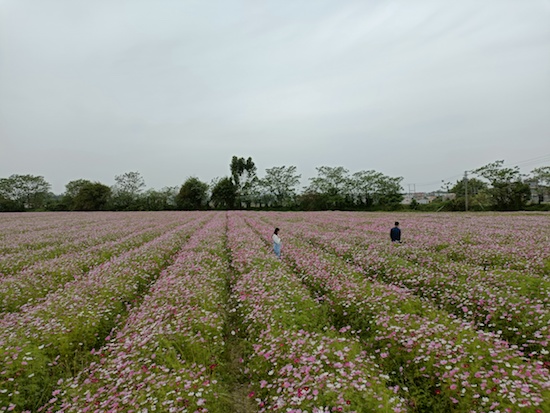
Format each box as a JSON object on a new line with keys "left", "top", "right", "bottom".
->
{"left": 440, "top": 162, "right": 550, "bottom": 212}
{"left": 0, "top": 156, "right": 548, "bottom": 212}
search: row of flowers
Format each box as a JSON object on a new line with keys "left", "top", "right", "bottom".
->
{"left": 0, "top": 212, "right": 209, "bottom": 412}
{"left": 40, "top": 212, "right": 230, "bottom": 413}
{"left": 276, "top": 212, "right": 549, "bottom": 275}
{"left": 0, "top": 212, "right": 111, "bottom": 254}
{"left": 0, "top": 212, "right": 181, "bottom": 276}
{"left": 0, "top": 217, "right": 186, "bottom": 313}
{"left": 247, "top": 213, "right": 550, "bottom": 412}
{"left": 261, "top": 212, "right": 550, "bottom": 361}
{"left": 227, "top": 212, "right": 409, "bottom": 412}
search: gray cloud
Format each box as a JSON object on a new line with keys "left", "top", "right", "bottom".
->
{"left": 1, "top": 0, "right": 549, "bottom": 193}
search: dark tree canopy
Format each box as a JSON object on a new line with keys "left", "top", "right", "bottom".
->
{"left": 73, "top": 182, "right": 112, "bottom": 211}
{"left": 63, "top": 179, "right": 93, "bottom": 210}
{"left": 210, "top": 177, "right": 237, "bottom": 209}
{"left": 176, "top": 177, "right": 209, "bottom": 210}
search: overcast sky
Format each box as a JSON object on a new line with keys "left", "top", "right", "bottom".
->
{"left": 1, "top": 0, "right": 549, "bottom": 194}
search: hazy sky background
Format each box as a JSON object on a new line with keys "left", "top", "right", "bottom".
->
{"left": 1, "top": 0, "right": 549, "bottom": 194}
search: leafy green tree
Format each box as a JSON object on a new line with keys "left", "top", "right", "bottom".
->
{"left": 473, "top": 160, "right": 530, "bottom": 210}
{"left": 73, "top": 182, "right": 111, "bottom": 211}
{"left": 307, "top": 166, "right": 351, "bottom": 209}
{"left": 62, "top": 179, "right": 93, "bottom": 210}
{"left": 230, "top": 156, "right": 257, "bottom": 208}
{"left": 297, "top": 191, "right": 329, "bottom": 211}
{"left": 449, "top": 178, "right": 489, "bottom": 210}
{"left": 0, "top": 195, "right": 23, "bottom": 212}
{"left": 261, "top": 165, "right": 301, "bottom": 207}
{"left": 351, "top": 170, "right": 383, "bottom": 207}
{"left": 372, "top": 175, "right": 404, "bottom": 207}
{"left": 111, "top": 171, "right": 146, "bottom": 210}
{"left": 176, "top": 177, "right": 209, "bottom": 210}
{"left": 43, "top": 194, "right": 66, "bottom": 211}
{"left": 304, "top": 167, "right": 403, "bottom": 210}
{"left": 0, "top": 174, "right": 51, "bottom": 210}
{"left": 210, "top": 177, "right": 237, "bottom": 209}
{"left": 65, "top": 179, "right": 93, "bottom": 198}
{"left": 142, "top": 187, "right": 178, "bottom": 211}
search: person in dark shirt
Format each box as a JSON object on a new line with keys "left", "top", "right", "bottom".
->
{"left": 390, "top": 221, "right": 401, "bottom": 243}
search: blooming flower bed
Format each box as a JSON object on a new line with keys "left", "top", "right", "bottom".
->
{"left": 251, "top": 212, "right": 550, "bottom": 412}
{"left": 42, "top": 213, "right": 229, "bottom": 413}
{"left": 0, "top": 212, "right": 208, "bottom": 411}
{"left": 0, "top": 212, "right": 174, "bottom": 274}
{"left": 260, "top": 212, "right": 550, "bottom": 360}
{"left": 0, "top": 217, "right": 185, "bottom": 313}
{"left": 0, "top": 211, "right": 548, "bottom": 413}
{"left": 227, "top": 212, "right": 408, "bottom": 412}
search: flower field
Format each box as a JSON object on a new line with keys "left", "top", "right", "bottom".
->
{"left": 0, "top": 211, "right": 549, "bottom": 413}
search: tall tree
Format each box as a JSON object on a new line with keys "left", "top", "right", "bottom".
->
{"left": 372, "top": 175, "right": 404, "bottom": 207}
{"left": 176, "top": 177, "right": 209, "bottom": 210}
{"left": 261, "top": 165, "right": 301, "bottom": 207}
{"left": 63, "top": 179, "right": 93, "bottom": 210}
{"left": 307, "top": 166, "right": 351, "bottom": 209}
{"left": 230, "top": 156, "right": 257, "bottom": 208}
{"left": 0, "top": 174, "right": 51, "bottom": 210}
{"left": 111, "top": 171, "right": 146, "bottom": 210}
{"left": 73, "top": 182, "right": 111, "bottom": 211}
{"left": 210, "top": 177, "right": 237, "bottom": 209}
{"left": 473, "top": 160, "right": 530, "bottom": 210}
{"left": 350, "top": 170, "right": 383, "bottom": 206}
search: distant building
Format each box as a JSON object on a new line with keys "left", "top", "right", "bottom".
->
{"left": 527, "top": 181, "right": 550, "bottom": 204}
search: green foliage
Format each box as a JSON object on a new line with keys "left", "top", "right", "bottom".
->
{"left": 450, "top": 177, "right": 488, "bottom": 209}
{"left": 73, "top": 182, "right": 111, "bottom": 211}
{"left": 0, "top": 194, "right": 24, "bottom": 211}
{"left": 297, "top": 191, "right": 330, "bottom": 211}
{"left": 300, "top": 167, "right": 404, "bottom": 210}
{"left": 210, "top": 177, "right": 237, "bottom": 209}
{"left": 6, "top": 159, "right": 544, "bottom": 213}
{"left": 110, "top": 171, "right": 146, "bottom": 210}
{"left": 62, "top": 179, "right": 92, "bottom": 209}
{"left": 0, "top": 174, "right": 52, "bottom": 210}
{"left": 492, "top": 180, "right": 531, "bottom": 210}
{"left": 230, "top": 156, "right": 258, "bottom": 208}
{"left": 473, "top": 160, "right": 531, "bottom": 210}
{"left": 142, "top": 187, "right": 178, "bottom": 210}
{"left": 307, "top": 166, "right": 350, "bottom": 209}
{"left": 176, "top": 177, "right": 209, "bottom": 210}
{"left": 260, "top": 165, "right": 301, "bottom": 207}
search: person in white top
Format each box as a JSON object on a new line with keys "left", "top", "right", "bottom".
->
{"left": 272, "top": 227, "right": 282, "bottom": 258}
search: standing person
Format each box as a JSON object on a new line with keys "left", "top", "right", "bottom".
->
{"left": 390, "top": 221, "right": 401, "bottom": 243}
{"left": 273, "top": 228, "right": 282, "bottom": 258}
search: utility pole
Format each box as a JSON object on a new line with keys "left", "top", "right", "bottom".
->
{"left": 464, "top": 171, "right": 468, "bottom": 212}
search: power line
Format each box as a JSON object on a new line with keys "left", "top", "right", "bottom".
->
{"left": 509, "top": 153, "right": 550, "bottom": 167}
